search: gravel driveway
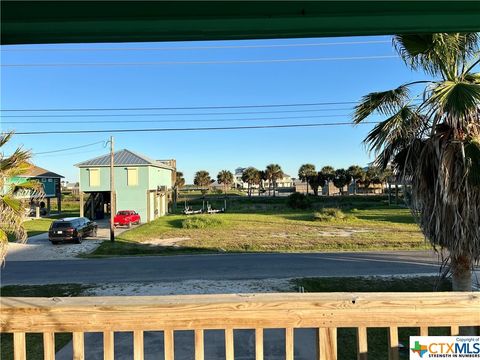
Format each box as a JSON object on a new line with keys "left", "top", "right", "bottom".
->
{"left": 6, "top": 219, "right": 133, "bottom": 261}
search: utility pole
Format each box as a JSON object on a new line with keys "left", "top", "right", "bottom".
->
{"left": 110, "top": 136, "right": 115, "bottom": 242}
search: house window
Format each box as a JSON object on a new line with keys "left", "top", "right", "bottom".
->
{"left": 89, "top": 168, "right": 100, "bottom": 187}
{"left": 127, "top": 168, "right": 138, "bottom": 186}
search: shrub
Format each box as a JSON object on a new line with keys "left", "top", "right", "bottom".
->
{"left": 287, "top": 193, "right": 312, "bottom": 209}
{"left": 313, "top": 208, "right": 353, "bottom": 222}
{"left": 181, "top": 216, "right": 225, "bottom": 229}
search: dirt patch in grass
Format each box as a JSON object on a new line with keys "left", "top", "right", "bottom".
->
{"left": 142, "top": 237, "right": 191, "bottom": 246}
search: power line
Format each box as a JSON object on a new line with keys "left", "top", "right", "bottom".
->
{"left": 4, "top": 114, "right": 350, "bottom": 125}
{"left": 13, "top": 121, "right": 378, "bottom": 135}
{"left": 1, "top": 107, "right": 354, "bottom": 118}
{"left": 32, "top": 141, "right": 105, "bottom": 155}
{"left": 1, "top": 100, "right": 359, "bottom": 112}
{"left": 34, "top": 147, "right": 106, "bottom": 158}
{"left": 1, "top": 40, "right": 391, "bottom": 52}
{"left": 2, "top": 55, "right": 398, "bottom": 67}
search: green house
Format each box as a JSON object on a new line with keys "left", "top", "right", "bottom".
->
{"left": 76, "top": 149, "right": 175, "bottom": 222}
{"left": 7, "top": 165, "right": 64, "bottom": 215}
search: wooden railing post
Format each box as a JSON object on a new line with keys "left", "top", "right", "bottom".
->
{"left": 285, "top": 327, "right": 294, "bottom": 360}
{"left": 388, "top": 327, "right": 399, "bottom": 360}
{"left": 72, "top": 332, "right": 85, "bottom": 360}
{"left": 103, "top": 331, "right": 114, "bottom": 360}
{"left": 451, "top": 326, "right": 460, "bottom": 336}
{"left": 319, "top": 328, "right": 337, "bottom": 360}
{"left": 255, "top": 328, "right": 264, "bottom": 360}
{"left": 194, "top": 329, "right": 204, "bottom": 360}
{"left": 419, "top": 327, "right": 428, "bottom": 336}
{"left": 164, "top": 329, "right": 174, "bottom": 360}
{"left": 13, "top": 332, "right": 26, "bottom": 360}
{"left": 133, "top": 330, "right": 144, "bottom": 360}
{"left": 356, "top": 327, "right": 368, "bottom": 360}
{"left": 225, "top": 328, "right": 234, "bottom": 360}
{"left": 43, "top": 332, "right": 55, "bottom": 360}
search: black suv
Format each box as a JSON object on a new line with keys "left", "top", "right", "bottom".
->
{"left": 49, "top": 217, "right": 98, "bottom": 244}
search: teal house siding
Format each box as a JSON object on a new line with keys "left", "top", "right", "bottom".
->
{"left": 76, "top": 149, "right": 174, "bottom": 222}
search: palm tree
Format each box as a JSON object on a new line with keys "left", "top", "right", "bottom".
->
{"left": 258, "top": 170, "right": 268, "bottom": 195}
{"left": 193, "top": 170, "right": 211, "bottom": 197}
{"left": 347, "top": 165, "right": 365, "bottom": 195}
{"left": 217, "top": 170, "right": 234, "bottom": 195}
{"left": 175, "top": 171, "right": 185, "bottom": 189}
{"left": 298, "top": 164, "right": 316, "bottom": 195}
{"left": 333, "top": 169, "right": 352, "bottom": 195}
{"left": 241, "top": 167, "right": 260, "bottom": 197}
{"left": 319, "top": 166, "right": 335, "bottom": 195}
{"left": 308, "top": 172, "right": 323, "bottom": 196}
{"left": 265, "top": 164, "right": 284, "bottom": 197}
{"left": 354, "top": 33, "right": 480, "bottom": 291}
{"left": 1, "top": 132, "right": 43, "bottom": 262}
{"left": 173, "top": 171, "right": 185, "bottom": 205}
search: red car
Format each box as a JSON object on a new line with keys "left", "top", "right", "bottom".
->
{"left": 114, "top": 210, "right": 141, "bottom": 228}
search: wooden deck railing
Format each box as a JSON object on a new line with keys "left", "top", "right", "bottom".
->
{"left": 1, "top": 292, "right": 479, "bottom": 360}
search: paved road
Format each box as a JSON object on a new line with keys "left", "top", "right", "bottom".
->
{"left": 0, "top": 251, "right": 443, "bottom": 285}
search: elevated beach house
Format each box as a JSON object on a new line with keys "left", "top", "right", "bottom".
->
{"left": 76, "top": 149, "right": 175, "bottom": 222}
{"left": 6, "top": 165, "right": 64, "bottom": 215}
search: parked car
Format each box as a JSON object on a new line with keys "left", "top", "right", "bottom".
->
{"left": 114, "top": 210, "right": 141, "bottom": 228}
{"left": 48, "top": 217, "right": 97, "bottom": 244}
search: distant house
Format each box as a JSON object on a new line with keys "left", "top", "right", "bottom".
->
{"left": 62, "top": 182, "right": 80, "bottom": 196}
{"left": 7, "top": 165, "right": 64, "bottom": 214}
{"left": 76, "top": 149, "right": 175, "bottom": 222}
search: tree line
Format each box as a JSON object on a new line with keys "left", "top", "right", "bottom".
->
{"left": 298, "top": 164, "right": 393, "bottom": 196}
{"left": 174, "top": 163, "right": 393, "bottom": 197}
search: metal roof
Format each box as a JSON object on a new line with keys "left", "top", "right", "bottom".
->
{"left": 19, "top": 165, "right": 64, "bottom": 179}
{"left": 75, "top": 149, "right": 174, "bottom": 170}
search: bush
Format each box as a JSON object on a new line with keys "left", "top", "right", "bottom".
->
{"left": 181, "top": 216, "right": 225, "bottom": 229}
{"left": 287, "top": 193, "right": 312, "bottom": 209}
{"left": 313, "top": 208, "right": 353, "bottom": 221}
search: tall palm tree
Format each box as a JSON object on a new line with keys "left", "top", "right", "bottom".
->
{"left": 308, "top": 172, "right": 322, "bottom": 196}
{"left": 319, "top": 166, "right": 335, "bottom": 195}
{"left": 298, "top": 164, "right": 316, "bottom": 194}
{"left": 175, "top": 171, "right": 185, "bottom": 189}
{"left": 217, "top": 170, "right": 234, "bottom": 195}
{"left": 354, "top": 33, "right": 480, "bottom": 291}
{"left": 347, "top": 165, "right": 365, "bottom": 195}
{"left": 173, "top": 171, "right": 185, "bottom": 205}
{"left": 1, "top": 132, "right": 43, "bottom": 262}
{"left": 242, "top": 167, "right": 260, "bottom": 197}
{"left": 333, "top": 168, "right": 352, "bottom": 195}
{"left": 265, "top": 164, "right": 284, "bottom": 197}
{"left": 193, "top": 170, "right": 211, "bottom": 197}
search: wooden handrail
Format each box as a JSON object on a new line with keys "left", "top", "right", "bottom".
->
{"left": 2, "top": 292, "right": 479, "bottom": 332}
{"left": 1, "top": 292, "right": 479, "bottom": 360}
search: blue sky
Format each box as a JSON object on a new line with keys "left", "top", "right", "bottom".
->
{"left": 1, "top": 35, "right": 421, "bottom": 183}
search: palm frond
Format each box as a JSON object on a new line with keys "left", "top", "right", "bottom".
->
{"left": 427, "top": 81, "right": 480, "bottom": 123}
{"left": 465, "top": 136, "right": 480, "bottom": 187}
{"left": 353, "top": 85, "right": 410, "bottom": 123}
{"left": 394, "top": 33, "right": 479, "bottom": 77}
{"left": 364, "top": 106, "right": 425, "bottom": 154}
{"left": 0, "top": 132, "right": 14, "bottom": 148}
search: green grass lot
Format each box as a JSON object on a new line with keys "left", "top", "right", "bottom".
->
{"left": 0, "top": 284, "right": 91, "bottom": 360}
{"left": 88, "top": 195, "right": 428, "bottom": 257}
{"left": 294, "top": 276, "right": 452, "bottom": 360}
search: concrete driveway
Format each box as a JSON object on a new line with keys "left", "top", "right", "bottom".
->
{"left": 6, "top": 219, "right": 133, "bottom": 261}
